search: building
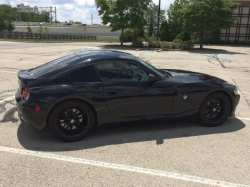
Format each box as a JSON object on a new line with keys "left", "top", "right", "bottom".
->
{"left": 16, "top": 4, "right": 39, "bottom": 13}
{"left": 221, "top": 0, "right": 250, "bottom": 42}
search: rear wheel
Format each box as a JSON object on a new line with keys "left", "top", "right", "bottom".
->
{"left": 199, "top": 92, "right": 230, "bottom": 127}
{"left": 48, "top": 100, "right": 95, "bottom": 142}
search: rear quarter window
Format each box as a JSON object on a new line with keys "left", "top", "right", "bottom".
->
{"left": 27, "top": 54, "right": 81, "bottom": 78}
{"left": 68, "top": 65, "right": 99, "bottom": 82}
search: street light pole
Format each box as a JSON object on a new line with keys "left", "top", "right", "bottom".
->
{"left": 157, "top": 0, "right": 161, "bottom": 40}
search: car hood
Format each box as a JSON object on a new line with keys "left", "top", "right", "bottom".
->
{"left": 162, "top": 69, "right": 226, "bottom": 83}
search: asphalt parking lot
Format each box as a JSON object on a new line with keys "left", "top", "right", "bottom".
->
{"left": 0, "top": 41, "right": 250, "bottom": 187}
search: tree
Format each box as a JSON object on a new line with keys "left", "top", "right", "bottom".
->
{"left": 37, "top": 25, "right": 43, "bottom": 34}
{"left": 128, "top": 0, "right": 151, "bottom": 41}
{"left": 74, "top": 21, "right": 82, "bottom": 24}
{"left": 0, "top": 4, "right": 15, "bottom": 22}
{"left": 182, "top": 0, "right": 238, "bottom": 49}
{"left": 167, "top": 0, "right": 185, "bottom": 41}
{"left": 0, "top": 20, "right": 6, "bottom": 31}
{"left": 96, "top": 0, "right": 129, "bottom": 46}
{"left": 95, "top": 0, "right": 151, "bottom": 46}
{"left": 26, "top": 22, "right": 32, "bottom": 33}
{"left": 146, "top": 2, "right": 166, "bottom": 37}
{"left": 44, "top": 26, "right": 49, "bottom": 34}
{"left": 175, "top": 31, "right": 191, "bottom": 41}
{"left": 209, "top": 30, "right": 221, "bottom": 44}
{"left": 160, "top": 20, "right": 170, "bottom": 41}
{"left": 0, "top": 4, "right": 15, "bottom": 31}
{"left": 6, "top": 21, "right": 15, "bottom": 32}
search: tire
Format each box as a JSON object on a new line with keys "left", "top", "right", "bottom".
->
{"left": 199, "top": 92, "right": 231, "bottom": 127}
{"left": 48, "top": 100, "right": 95, "bottom": 142}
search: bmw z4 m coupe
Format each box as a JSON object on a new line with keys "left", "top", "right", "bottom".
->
{"left": 15, "top": 50, "right": 240, "bottom": 142}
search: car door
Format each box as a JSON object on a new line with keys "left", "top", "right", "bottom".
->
{"left": 95, "top": 60, "right": 175, "bottom": 118}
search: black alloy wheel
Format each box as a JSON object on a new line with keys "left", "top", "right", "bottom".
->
{"left": 56, "top": 106, "right": 89, "bottom": 137}
{"left": 199, "top": 92, "right": 230, "bottom": 127}
{"left": 205, "top": 97, "right": 227, "bottom": 122}
{"left": 49, "top": 100, "right": 95, "bottom": 142}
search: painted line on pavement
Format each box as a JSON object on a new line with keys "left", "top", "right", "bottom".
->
{"left": 242, "top": 92, "right": 250, "bottom": 95}
{"left": 0, "top": 96, "right": 15, "bottom": 104}
{"left": 219, "top": 77, "right": 250, "bottom": 80}
{"left": 0, "top": 146, "right": 249, "bottom": 187}
{"left": 0, "top": 70, "right": 17, "bottom": 74}
{"left": 236, "top": 117, "right": 250, "bottom": 121}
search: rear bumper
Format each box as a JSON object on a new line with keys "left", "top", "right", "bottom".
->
{"left": 15, "top": 91, "right": 47, "bottom": 130}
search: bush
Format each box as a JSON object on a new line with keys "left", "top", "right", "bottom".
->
{"left": 182, "top": 44, "right": 194, "bottom": 50}
{"left": 148, "top": 35, "right": 156, "bottom": 47}
{"left": 225, "top": 40, "right": 232, "bottom": 45}
{"left": 175, "top": 31, "right": 191, "bottom": 41}
{"left": 173, "top": 39, "right": 183, "bottom": 43}
{"left": 120, "top": 28, "right": 133, "bottom": 42}
{"left": 190, "top": 39, "right": 199, "bottom": 44}
{"left": 233, "top": 40, "right": 239, "bottom": 45}
{"left": 132, "top": 37, "right": 144, "bottom": 47}
{"left": 153, "top": 40, "right": 161, "bottom": 48}
{"left": 148, "top": 41, "right": 194, "bottom": 50}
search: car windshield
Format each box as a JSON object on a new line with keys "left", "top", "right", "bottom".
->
{"left": 137, "top": 58, "right": 165, "bottom": 79}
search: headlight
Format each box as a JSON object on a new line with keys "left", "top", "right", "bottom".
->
{"left": 234, "top": 87, "right": 239, "bottom": 95}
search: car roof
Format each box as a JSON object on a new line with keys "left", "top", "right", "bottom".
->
{"left": 27, "top": 50, "right": 138, "bottom": 79}
{"left": 75, "top": 50, "right": 138, "bottom": 63}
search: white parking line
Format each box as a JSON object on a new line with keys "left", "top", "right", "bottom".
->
{"left": 242, "top": 92, "right": 250, "bottom": 95}
{"left": 0, "top": 146, "right": 249, "bottom": 187}
{"left": 0, "top": 70, "right": 17, "bottom": 74}
{"left": 236, "top": 117, "right": 250, "bottom": 121}
{"left": 0, "top": 96, "right": 15, "bottom": 104}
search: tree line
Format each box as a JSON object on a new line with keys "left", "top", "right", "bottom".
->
{"left": 95, "top": 0, "right": 238, "bottom": 48}
{"left": 0, "top": 3, "right": 51, "bottom": 32}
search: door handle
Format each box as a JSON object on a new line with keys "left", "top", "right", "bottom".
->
{"left": 106, "top": 90, "right": 117, "bottom": 95}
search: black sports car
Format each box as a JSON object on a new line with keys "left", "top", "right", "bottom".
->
{"left": 15, "top": 50, "right": 240, "bottom": 142}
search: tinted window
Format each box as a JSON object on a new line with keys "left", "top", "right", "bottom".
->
{"left": 27, "top": 54, "right": 80, "bottom": 77}
{"left": 96, "top": 61, "right": 149, "bottom": 82}
{"left": 137, "top": 58, "right": 164, "bottom": 79}
{"left": 69, "top": 65, "right": 99, "bottom": 82}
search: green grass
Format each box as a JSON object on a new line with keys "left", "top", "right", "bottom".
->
{"left": 0, "top": 38, "right": 120, "bottom": 43}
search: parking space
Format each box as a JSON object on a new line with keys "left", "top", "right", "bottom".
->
{"left": 0, "top": 41, "right": 250, "bottom": 187}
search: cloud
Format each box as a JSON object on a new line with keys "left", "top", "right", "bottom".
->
{"left": 2, "top": 0, "right": 174, "bottom": 24}
{"left": 153, "top": 0, "right": 175, "bottom": 10}
{"left": 74, "top": 0, "right": 95, "bottom": 6}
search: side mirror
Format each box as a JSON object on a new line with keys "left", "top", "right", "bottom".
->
{"left": 148, "top": 74, "right": 156, "bottom": 84}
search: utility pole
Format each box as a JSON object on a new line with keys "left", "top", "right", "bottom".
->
{"left": 157, "top": 0, "right": 161, "bottom": 40}
{"left": 55, "top": 7, "right": 57, "bottom": 25}
{"left": 91, "top": 15, "right": 93, "bottom": 25}
{"left": 50, "top": 6, "right": 52, "bottom": 25}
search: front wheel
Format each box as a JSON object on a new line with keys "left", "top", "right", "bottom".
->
{"left": 48, "top": 100, "right": 95, "bottom": 142}
{"left": 199, "top": 92, "right": 231, "bottom": 127}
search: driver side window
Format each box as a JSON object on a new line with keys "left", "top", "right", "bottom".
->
{"left": 95, "top": 61, "right": 149, "bottom": 82}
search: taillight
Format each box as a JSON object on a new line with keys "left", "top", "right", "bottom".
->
{"left": 22, "top": 88, "right": 30, "bottom": 100}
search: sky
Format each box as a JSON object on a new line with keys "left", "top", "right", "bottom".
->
{"left": 0, "top": 0, "right": 175, "bottom": 24}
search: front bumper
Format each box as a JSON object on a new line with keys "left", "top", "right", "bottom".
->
{"left": 230, "top": 94, "right": 240, "bottom": 116}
